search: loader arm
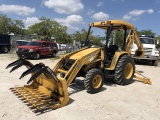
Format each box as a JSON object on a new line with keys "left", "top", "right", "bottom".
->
{"left": 53, "top": 47, "right": 102, "bottom": 86}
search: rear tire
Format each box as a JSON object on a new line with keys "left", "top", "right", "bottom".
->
{"left": 114, "top": 55, "right": 135, "bottom": 85}
{"left": 152, "top": 60, "right": 158, "bottom": 66}
{"left": 84, "top": 68, "right": 104, "bottom": 93}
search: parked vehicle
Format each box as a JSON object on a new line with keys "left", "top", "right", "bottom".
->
{"left": 57, "top": 43, "right": 66, "bottom": 51}
{"left": 16, "top": 40, "right": 58, "bottom": 59}
{"left": 0, "top": 35, "right": 11, "bottom": 53}
{"left": 16, "top": 40, "right": 30, "bottom": 46}
{"left": 65, "top": 45, "right": 74, "bottom": 53}
{"left": 131, "top": 35, "right": 159, "bottom": 66}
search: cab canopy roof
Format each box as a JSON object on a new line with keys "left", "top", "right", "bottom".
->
{"left": 89, "top": 20, "right": 135, "bottom": 30}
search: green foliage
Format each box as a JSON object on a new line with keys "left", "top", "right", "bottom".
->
{"left": 72, "top": 28, "right": 92, "bottom": 42}
{"left": 137, "top": 29, "right": 155, "bottom": 36}
{"left": 26, "top": 17, "right": 69, "bottom": 42}
{"left": 109, "top": 30, "right": 124, "bottom": 47}
{"left": 72, "top": 31, "right": 81, "bottom": 41}
{"left": 0, "top": 14, "right": 25, "bottom": 35}
{"left": 71, "top": 28, "right": 104, "bottom": 46}
{"left": 11, "top": 20, "right": 25, "bottom": 34}
{"left": 89, "top": 35, "right": 102, "bottom": 46}
{"left": 81, "top": 28, "right": 93, "bottom": 40}
{"left": 114, "top": 31, "right": 124, "bottom": 47}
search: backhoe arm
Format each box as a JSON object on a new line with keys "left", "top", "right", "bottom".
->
{"left": 124, "top": 29, "right": 144, "bottom": 57}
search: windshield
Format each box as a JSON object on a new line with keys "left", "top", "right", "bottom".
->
{"left": 140, "top": 38, "right": 154, "bottom": 44}
{"left": 26, "top": 41, "right": 41, "bottom": 46}
{"left": 17, "top": 41, "right": 30, "bottom": 46}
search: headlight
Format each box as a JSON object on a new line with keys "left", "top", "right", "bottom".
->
{"left": 155, "top": 51, "right": 159, "bottom": 55}
{"left": 29, "top": 49, "right": 34, "bottom": 52}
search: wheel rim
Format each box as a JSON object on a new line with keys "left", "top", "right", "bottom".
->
{"left": 124, "top": 63, "right": 133, "bottom": 79}
{"left": 36, "top": 53, "right": 40, "bottom": 59}
{"left": 92, "top": 74, "right": 102, "bottom": 89}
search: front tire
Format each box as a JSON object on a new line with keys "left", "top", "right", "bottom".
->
{"left": 34, "top": 52, "right": 40, "bottom": 59}
{"left": 114, "top": 55, "right": 135, "bottom": 85}
{"left": 1, "top": 46, "right": 9, "bottom": 53}
{"left": 51, "top": 52, "right": 56, "bottom": 57}
{"left": 84, "top": 68, "right": 104, "bottom": 93}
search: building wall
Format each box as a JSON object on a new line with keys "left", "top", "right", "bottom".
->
{"left": 10, "top": 35, "right": 30, "bottom": 48}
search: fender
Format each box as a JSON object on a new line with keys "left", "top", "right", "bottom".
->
{"left": 107, "top": 51, "right": 128, "bottom": 70}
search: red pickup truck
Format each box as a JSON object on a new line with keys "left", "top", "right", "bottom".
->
{"left": 16, "top": 40, "right": 58, "bottom": 59}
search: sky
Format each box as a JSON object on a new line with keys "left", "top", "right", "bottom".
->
{"left": 0, "top": 0, "right": 160, "bottom": 36}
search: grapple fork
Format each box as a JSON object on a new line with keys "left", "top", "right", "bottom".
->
{"left": 6, "top": 59, "right": 69, "bottom": 111}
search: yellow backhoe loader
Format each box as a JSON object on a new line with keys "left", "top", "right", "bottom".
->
{"left": 6, "top": 20, "right": 151, "bottom": 111}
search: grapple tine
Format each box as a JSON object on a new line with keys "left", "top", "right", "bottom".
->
{"left": 10, "top": 61, "right": 24, "bottom": 73}
{"left": 20, "top": 64, "right": 40, "bottom": 79}
{"left": 6, "top": 59, "right": 21, "bottom": 69}
{"left": 22, "top": 60, "right": 33, "bottom": 68}
{"left": 27, "top": 68, "right": 44, "bottom": 84}
{"left": 43, "top": 67, "right": 59, "bottom": 82}
{"left": 9, "top": 60, "right": 33, "bottom": 73}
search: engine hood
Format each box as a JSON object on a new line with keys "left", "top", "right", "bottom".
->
{"left": 69, "top": 48, "right": 100, "bottom": 59}
{"left": 18, "top": 46, "right": 38, "bottom": 49}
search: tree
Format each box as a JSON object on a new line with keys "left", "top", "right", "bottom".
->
{"left": 109, "top": 30, "right": 124, "bottom": 47}
{"left": 90, "top": 35, "right": 102, "bottom": 45}
{"left": 81, "top": 28, "right": 91, "bottom": 40}
{"left": 137, "top": 29, "right": 155, "bottom": 36}
{"left": 10, "top": 20, "right": 25, "bottom": 34}
{"left": 26, "top": 17, "right": 68, "bottom": 42}
{"left": 0, "top": 14, "right": 25, "bottom": 35}
{"left": 0, "top": 14, "right": 12, "bottom": 34}
{"left": 72, "top": 31, "right": 81, "bottom": 42}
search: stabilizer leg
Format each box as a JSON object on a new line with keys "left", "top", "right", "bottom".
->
{"left": 134, "top": 70, "right": 152, "bottom": 85}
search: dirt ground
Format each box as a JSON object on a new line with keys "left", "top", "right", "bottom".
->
{"left": 0, "top": 52, "right": 160, "bottom": 120}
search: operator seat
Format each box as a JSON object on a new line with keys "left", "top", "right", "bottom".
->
{"left": 107, "top": 45, "right": 119, "bottom": 55}
{"left": 104, "top": 45, "right": 119, "bottom": 67}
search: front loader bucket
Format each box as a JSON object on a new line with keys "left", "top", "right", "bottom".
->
{"left": 134, "top": 50, "right": 144, "bottom": 57}
{"left": 7, "top": 60, "right": 69, "bottom": 111}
